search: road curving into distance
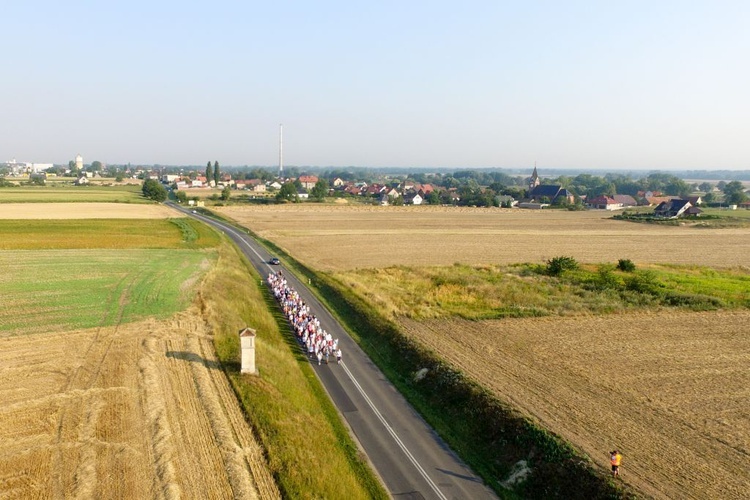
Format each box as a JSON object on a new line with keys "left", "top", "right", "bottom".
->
{"left": 168, "top": 202, "right": 497, "bottom": 499}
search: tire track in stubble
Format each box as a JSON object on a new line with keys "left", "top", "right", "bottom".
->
{"left": 182, "top": 336, "right": 259, "bottom": 500}
{"left": 195, "top": 337, "right": 281, "bottom": 499}
{"left": 140, "top": 337, "right": 182, "bottom": 500}
{"left": 53, "top": 273, "right": 136, "bottom": 498}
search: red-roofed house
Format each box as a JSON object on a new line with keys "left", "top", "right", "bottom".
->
{"left": 298, "top": 175, "right": 319, "bottom": 190}
{"left": 587, "top": 196, "right": 623, "bottom": 210}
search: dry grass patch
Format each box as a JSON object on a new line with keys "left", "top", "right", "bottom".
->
{"left": 218, "top": 205, "right": 750, "bottom": 270}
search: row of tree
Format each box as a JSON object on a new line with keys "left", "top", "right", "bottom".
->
{"left": 205, "top": 161, "right": 221, "bottom": 186}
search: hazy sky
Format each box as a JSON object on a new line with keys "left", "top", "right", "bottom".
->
{"left": 3, "top": 1, "right": 749, "bottom": 170}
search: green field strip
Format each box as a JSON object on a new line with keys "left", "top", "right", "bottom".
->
{"left": 0, "top": 248, "right": 216, "bottom": 336}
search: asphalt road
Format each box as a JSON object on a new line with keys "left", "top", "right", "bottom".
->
{"left": 169, "top": 203, "right": 497, "bottom": 499}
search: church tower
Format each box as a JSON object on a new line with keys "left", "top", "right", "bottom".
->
{"left": 529, "top": 163, "right": 540, "bottom": 191}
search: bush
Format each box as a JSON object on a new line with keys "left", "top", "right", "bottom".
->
{"left": 546, "top": 256, "right": 579, "bottom": 276}
{"left": 595, "top": 264, "right": 620, "bottom": 289}
{"left": 662, "top": 292, "right": 724, "bottom": 310}
{"left": 624, "top": 270, "right": 661, "bottom": 294}
{"left": 617, "top": 259, "right": 636, "bottom": 272}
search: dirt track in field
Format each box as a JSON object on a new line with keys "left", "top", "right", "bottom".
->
{"left": 217, "top": 205, "right": 750, "bottom": 270}
{"left": 400, "top": 311, "right": 750, "bottom": 499}
{"left": 0, "top": 202, "right": 174, "bottom": 219}
{"left": 0, "top": 308, "right": 279, "bottom": 499}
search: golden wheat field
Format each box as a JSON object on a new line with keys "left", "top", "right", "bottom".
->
{"left": 0, "top": 307, "right": 279, "bottom": 499}
{"left": 0, "top": 202, "right": 174, "bottom": 219}
{"left": 217, "top": 204, "right": 750, "bottom": 271}
{"left": 218, "top": 204, "right": 750, "bottom": 499}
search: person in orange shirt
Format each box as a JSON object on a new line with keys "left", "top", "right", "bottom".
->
{"left": 610, "top": 450, "right": 622, "bottom": 477}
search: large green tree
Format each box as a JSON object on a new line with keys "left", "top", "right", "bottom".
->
{"left": 276, "top": 182, "right": 299, "bottom": 202}
{"left": 221, "top": 185, "right": 231, "bottom": 201}
{"left": 664, "top": 179, "right": 692, "bottom": 197}
{"left": 142, "top": 179, "right": 167, "bottom": 202}
{"left": 311, "top": 178, "right": 329, "bottom": 200}
{"left": 722, "top": 181, "right": 748, "bottom": 205}
{"left": 213, "top": 161, "right": 220, "bottom": 185}
{"left": 205, "top": 161, "right": 213, "bottom": 183}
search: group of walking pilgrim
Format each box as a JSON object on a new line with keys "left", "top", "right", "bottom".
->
{"left": 267, "top": 271, "right": 342, "bottom": 366}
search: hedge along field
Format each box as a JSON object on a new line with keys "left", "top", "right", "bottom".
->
{"left": 0, "top": 218, "right": 220, "bottom": 250}
{"left": 0, "top": 248, "right": 214, "bottom": 336}
{"left": 0, "top": 185, "right": 146, "bottom": 203}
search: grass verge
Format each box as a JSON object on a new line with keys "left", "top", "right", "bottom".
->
{"left": 199, "top": 239, "right": 388, "bottom": 499}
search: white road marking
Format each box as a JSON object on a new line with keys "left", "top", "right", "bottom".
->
{"left": 340, "top": 361, "right": 448, "bottom": 500}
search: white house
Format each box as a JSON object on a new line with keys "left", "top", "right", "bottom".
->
{"left": 404, "top": 193, "right": 423, "bottom": 205}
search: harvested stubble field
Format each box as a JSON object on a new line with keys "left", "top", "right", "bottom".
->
{"left": 0, "top": 309, "right": 278, "bottom": 499}
{"left": 217, "top": 204, "right": 750, "bottom": 270}
{"left": 399, "top": 311, "right": 750, "bottom": 500}
{"left": 219, "top": 204, "right": 750, "bottom": 498}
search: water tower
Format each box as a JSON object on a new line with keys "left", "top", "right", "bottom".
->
{"left": 75, "top": 154, "right": 83, "bottom": 170}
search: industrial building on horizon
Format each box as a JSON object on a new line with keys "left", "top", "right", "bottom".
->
{"left": 2, "top": 159, "right": 54, "bottom": 175}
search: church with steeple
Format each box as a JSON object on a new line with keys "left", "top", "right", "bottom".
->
{"left": 525, "top": 165, "right": 574, "bottom": 205}
{"left": 529, "top": 165, "right": 541, "bottom": 191}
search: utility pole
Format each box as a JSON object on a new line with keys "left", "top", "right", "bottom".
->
{"left": 279, "top": 123, "right": 283, "bottom": 179}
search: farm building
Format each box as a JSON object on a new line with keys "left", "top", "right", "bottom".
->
{"left": 653, "top": 199, "right": 701, "bottom": 218}
{"left": 587, "top": 196, "right": 623, "bottom": 210}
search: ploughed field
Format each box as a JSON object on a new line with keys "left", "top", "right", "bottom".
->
{"left": 217, "top": 204, "right": 750, "bottom": 270}
{"left": 220, "top": 204, "right": 750, "bottom": 499}
{"left": 0, "top": 206, "right": 278, "bottom": 499}
{"left": 400, "top": 312, "right": 750, "bottom": 500}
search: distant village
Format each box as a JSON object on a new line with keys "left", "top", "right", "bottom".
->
{"left": 3, "top": 156, "right": 750, "bottom": 218}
